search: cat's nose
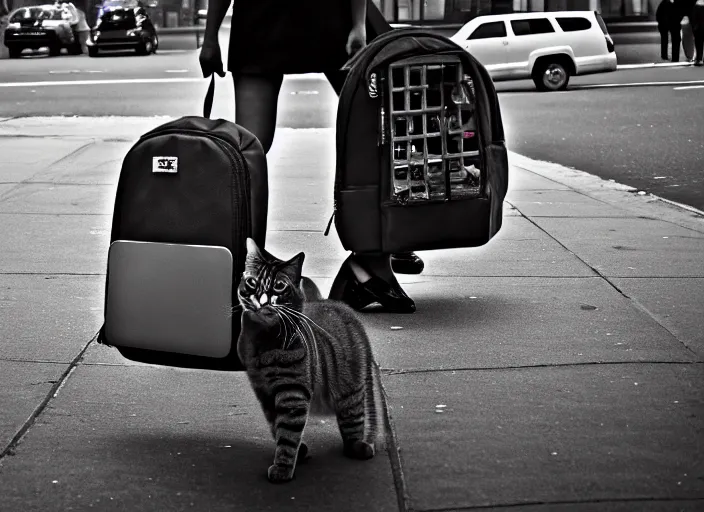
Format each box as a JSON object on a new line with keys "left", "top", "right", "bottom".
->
{"left": 260, "top": 293, "right": 269, "bottom": 305}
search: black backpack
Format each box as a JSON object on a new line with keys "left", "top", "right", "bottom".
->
{"left": 96, "top": 78, "right": 268, "bottom": 371}
{"left": 329, "top": 30, "right": 509, "bottom": 254}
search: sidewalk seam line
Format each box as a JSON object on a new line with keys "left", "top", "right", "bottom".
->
{"left": 508, "top": 200, "right": 701, "bottom": 358}
{"left": 619, "top": 295, "right": 700, "bottom": 357}
{"left": 0, "top": 331, "right": 96, "bottom": 461}
{"left": 0, "top": 272, "right": 104, "bottom": 275}
{"left": 0, "top": 358, "right": 70, "bottom": 365}
{"left": 46, "top": 139, "right": 96, "bottom": 169}
{"left": 418, "top": 496, "right": 704, "bottom": 511}
{"left": 384, "top": 360, "right": 702, "bottom": 376}
{"left": 0, "top": 212, "right": 112, "bottom": 216}
{"left": 0, "top": 141, "right": 98, "bottom": 204}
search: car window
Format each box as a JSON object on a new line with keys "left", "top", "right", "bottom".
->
{"left": 510, "top": 18, "right": 554, "bottom": 36}
{"left": 100, "top": 9, "right": 136, "bottom": 23}
{"left": 11, "top": 7, "right": 63, "bottom": 21}
{"left": 468, "top": 22, "right": 507, "bottom": 40}
{"left": 9, "top": 9, "right": 28, "bottom": 21}
{"left": 38, "top": 8, "right": 63, "bottom": 21}
{"left": 10, "top": 7, "right": 41, "bottom": 21}
{"left": 556, "top": 17, "right": 592, "bottom": 32}
{"left": 102, "top": 10, "right": 136, "bottom": 21}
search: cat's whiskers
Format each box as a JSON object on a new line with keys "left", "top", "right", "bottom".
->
{"left": 276, "top": 307, "right": 300, "bottom": 350}
{"left": 227, "top": 303, "right": 244, "bottom": 318}
{"left": 279, "top": 305, "right": 335, "bottom": 340}
{"left": 276, "top": 306, "right": 312, "bottom": 355}
{"left": 277, "top": 306, "right": 320, "bottom": 368}
{"left": 271, "top": 307, "right": 290, "bottom": 343}
{"left": 276, "top": 306, "right": 309, "bottom": 352}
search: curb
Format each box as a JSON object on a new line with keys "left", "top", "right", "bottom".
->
{"left": 617, "top": 62, "right": 694, "bottom": 70}
{"left": 508, "top": 150, "right": 704, "bottom": 232}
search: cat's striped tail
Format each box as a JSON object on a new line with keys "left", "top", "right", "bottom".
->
{"left": 364, "top": 353, "right": 385, "bottom": 448}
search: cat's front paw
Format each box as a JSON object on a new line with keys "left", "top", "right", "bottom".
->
{"left": 267, "top": 463, "right": 295, "bottom": 483}
{"left": 343, "top": 440, "right": 375, "bottom": 460}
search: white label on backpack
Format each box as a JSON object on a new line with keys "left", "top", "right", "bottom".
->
{"left": 152, "top": 156, "right": 178, "bottom": 173}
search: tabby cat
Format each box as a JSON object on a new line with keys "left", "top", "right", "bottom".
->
{"left": 236, "top": 238, "right": 383, "bottom": 483}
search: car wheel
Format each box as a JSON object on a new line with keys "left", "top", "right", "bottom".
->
{"left": 532, "top": 60, "right": 570, "bottom": 92}
{"left": 136, "top": 37, "right": 152, "bottom": 55}
{"left": 8, "top": 46, "right": 23, "bottom": 59}
{"left": 88, "top": 46, "right": 99, "bottom": 57}
{"left": 49, "top": 44, "right": 62, "bottom": 57}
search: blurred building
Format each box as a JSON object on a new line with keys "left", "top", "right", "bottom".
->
{"left": 4, "top": 0, "right": 661, "bottom": 28}
{"left": 374, "top": 0, "right": 659, "bottom": 21}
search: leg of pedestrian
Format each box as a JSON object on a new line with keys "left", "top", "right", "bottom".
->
{"left": 682, "top": 18, "right": 695, "bottom": 62}
{"left": 78, "top": 29, "right": 89, "bottom": 54}
{"left": 659, "top": 27, "right": 670, "bottom": 59}
{"left": 231, "top": 73, "right": 284, "bottom": 154}
{"left": 694, "top": 30, "right": 704, "bottom": 64}
{"left": 671, "top": 27, "right": 682, "bottom": 61}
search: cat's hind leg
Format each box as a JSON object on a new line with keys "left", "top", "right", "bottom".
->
{"left": 334, "top": 387, "right": 375, "bottom": 460}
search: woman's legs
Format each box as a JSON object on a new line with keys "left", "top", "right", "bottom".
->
{"left": 323, "top": 69, "right": 422, "bottom": 288}
{"left": 233, "top": 72, "right": 284, "bottom": 154}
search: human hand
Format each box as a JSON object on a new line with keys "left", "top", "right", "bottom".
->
{"left": 346, "top": 24, "right": 367, "bottom": 57}
{"left": 199, "top": 39, "right": 225, "bottom": 78}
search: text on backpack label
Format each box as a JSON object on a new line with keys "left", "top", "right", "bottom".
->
{"left": 152, "top": 156, "right": 178, "bottom": 173}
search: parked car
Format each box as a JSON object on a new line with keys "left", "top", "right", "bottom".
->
{"left": 3, "top": 4, "right": 82, "bottom": 58}
{"left": 450, "top": 11, "right": 617, "bottom": 91}
{"left": 87, "top": 4, "right": 157, "bottom": 56}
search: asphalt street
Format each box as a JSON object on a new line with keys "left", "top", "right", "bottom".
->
{"left": 1, "top": 42, "right": 703, "bottom": 211}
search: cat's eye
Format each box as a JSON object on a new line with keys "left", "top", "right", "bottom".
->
{"left": 243, "top": 276, "right": 258, "bottom": 291}
{"left": 272, "top": 279, "right": 288, "bottom": 294}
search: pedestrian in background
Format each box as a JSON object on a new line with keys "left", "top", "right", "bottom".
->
{"left": 693, "top": 0, "right": 704, "bottom": 65}
{"left": 55, "top": 0, "right": 89, "bottom": 54}
{"left": 657, "top": 0, "right": 681, "bottom": 61}
{"left": 675, "top": 0, "right": 697, "bottom": 62}
{"left": 681, "top": 16, "right": 695, "bottom": 61}
{"left": 199, "top": 0, "right": 419, "bottom": 313}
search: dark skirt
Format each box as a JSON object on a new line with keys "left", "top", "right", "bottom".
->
{"left": 228, "top": 0, "right": 353, "bottom": 75}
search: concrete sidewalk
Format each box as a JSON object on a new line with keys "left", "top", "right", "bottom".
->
{"left": 0, "top": 117, "right": 702, "bottom": 511}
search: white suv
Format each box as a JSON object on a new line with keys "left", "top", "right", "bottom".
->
{"left": 450, "top": 11, "right": 617, "bottom": 91}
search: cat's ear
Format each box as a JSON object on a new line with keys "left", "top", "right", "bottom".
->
{"left": 244, "top": 238, "right": 264, "bottom": 273}
{"left": 283, "top": 252, "right": 305, "bottom": 283}
{"left": 246, "top": 238, "right": 262, "bottom": 257}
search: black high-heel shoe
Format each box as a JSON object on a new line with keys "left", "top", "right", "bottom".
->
{"left": 329, "top": 257, "right": 416, "bottom": 314}
{"left": 391, "top": 252, "right": 424, "bottom": 275}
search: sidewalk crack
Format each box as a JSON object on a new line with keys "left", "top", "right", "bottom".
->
{"left": 0, "top": 331, "right": 97, "bottom": 460}
{"left": 416, "top": 496, "right": 704, "bottom": 511}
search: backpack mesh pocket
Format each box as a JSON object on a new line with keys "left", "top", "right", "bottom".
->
{"left": 385, "top": 55, "right": 483, "bottom": 205}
